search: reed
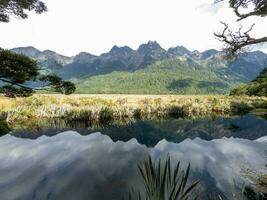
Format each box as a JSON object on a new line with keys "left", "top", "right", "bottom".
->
{"left": 128, "top": 155, "right": 199, "bottom": 200}
{"left": 0, "top": 94, "right": 266, "bottom": 125}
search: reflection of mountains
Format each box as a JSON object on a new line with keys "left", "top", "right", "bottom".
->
{"left": 0, "top": 132, "right": 266, "bottom": 200}
{"left": 10, "top": 114, "right": 267, "bottom": 146}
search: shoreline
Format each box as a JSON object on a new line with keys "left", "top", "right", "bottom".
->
{"left": 0, "top": 94, "right": 266, "bottom": 124}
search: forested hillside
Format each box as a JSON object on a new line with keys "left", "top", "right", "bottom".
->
{"left": 10, "top": 41, "right": 267, "bottom": 94}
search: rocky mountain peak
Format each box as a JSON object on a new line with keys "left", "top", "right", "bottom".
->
{"left": 109, "top": 45, "right": 134, "bottom": 56}
{"left": 74, "top": 52, "right": 96, "bottom": 63}
{"left": 200, "top": 49, "right": 220, "bottom": 59}
{"left": 11, "top": 46, "right": 41, "bottom": 58}
{"left": 137, "top": 41, "right": 164, "bottom": 55}
{"left": 168, "top": 46, "right": 191, "bottom": 57}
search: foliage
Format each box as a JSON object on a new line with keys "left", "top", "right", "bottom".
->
{"left": 215, "top": 0, "right": 267, "bottom": 59}
{"left": 0, "top": 50, "right": 76, "bottom": 97}
{"left": 0, "top": 0, "right": 47, "bottom": 22}
{"left": 1, "top": 94, "right": 266, "bottom": 124}
{"left": 76, "top": 58, "right": 238, "bottom": 95}
{"left": 0, "top": 121, "right": 11, "bottom": 135}
{"left": 39, "top": 74, "right": 76, "bottom": 95}
{"left": 230, "top": 68, "right": 267, "bottom": 96}
{"left": 128, "top": 155, "right": 199, "bottom": 200}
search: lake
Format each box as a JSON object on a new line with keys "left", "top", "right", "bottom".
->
{"left": 0, "top": 114, "right": 267, "bottom": 200}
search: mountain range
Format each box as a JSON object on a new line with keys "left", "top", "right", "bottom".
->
{"left": 10, "top": 41, "right": 267, "bottom": 94}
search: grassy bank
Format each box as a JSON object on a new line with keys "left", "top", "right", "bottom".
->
{"left": 0, "top": 94, "right": 267, "bottom": 125}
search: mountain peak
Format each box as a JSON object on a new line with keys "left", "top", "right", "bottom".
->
{"left": 138, "top": 41, "right": 161, "bottom": 50}
{"left": 200, "top": 49, "right": 220, "bottom": 59}
{"left": 42, "top": 49, "right": 57, "bottom": 56}
{"left": 109, "top": 45, "right": 133, "bottom": 55}
{"left": 168, "top": 46, "right": 191, "bottom": 57}
{"left": 137, "top": 41, "right": 165, "bottom": 56}
{"left": 147, "top": 40, "right": 160, "bottom": 46}
{"left": 11, "top": 46, "right": 41, "bottom": 57}
{"left": 74, "top": 52, "right": 96, "bottom": 63}
{"left": 76, "top": 52, "right": 96, "bottom": 57}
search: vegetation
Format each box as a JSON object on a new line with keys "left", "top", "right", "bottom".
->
{"left": 128, "top": 155, "right": 199, "bottom": 200}
{"left": 0, "top": 2, "right": 75, "bottom": 97}
{"left": 0, "top": 50, "right": 76, "bottom": 97}
{"left": 215, "top": 0, "right": 267, "bottom": 59}
{"left": 0, "top": 121, "right": 11, "bottom": 136}
{"left": 76, "top": 58, "right": 243, "bottom": 95}
{"left": 0, "top": 94, "right": 266, "bottom": 125}
{"left": 0, "top": 0, "right": 47, "bottom": 22}
{"left": 230, "top": 68, "right": 267, "bottom": 96}
{"left": 129, "top": 156, "right": 267, "bottom": 200}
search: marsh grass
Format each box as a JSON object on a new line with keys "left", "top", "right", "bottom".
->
{"left": 128, "top": 155, "right": 199, "bottom": 200}
{"left": 0, "top": 94, "right": 266, "bottom": 125}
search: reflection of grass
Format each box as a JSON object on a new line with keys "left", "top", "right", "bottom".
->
{"left": 0, "top": 121, "right": 11, "bottom": 135}
{"left": 0, "top": 94, "right": 266, "bottom": 125}
{"left": 129, "top": 155, "right": 198, "bottom": 200}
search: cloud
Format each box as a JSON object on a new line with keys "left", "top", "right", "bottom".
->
{"left": 0, "top": 131, "right": 266, "bottom": 199}
{"left": 196, "top": 0, "right": 225, "bottom": 15}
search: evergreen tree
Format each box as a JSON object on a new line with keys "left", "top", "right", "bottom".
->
{"left": 0, "top": 50, "right": 76, "bottom": 97}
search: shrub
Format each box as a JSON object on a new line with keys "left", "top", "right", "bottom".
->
{"left": 99, "top": 107, "right": 114, "bottom": 124}
{"left": 231, "top": 101, "right": 254, "bottom": 114}
{"left": 65, "top": 109, "right": 93, "bottom": 121}
{"left": 0, "top": 121, "right": 11, "bottom": 136}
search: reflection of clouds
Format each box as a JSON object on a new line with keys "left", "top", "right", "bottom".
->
{"left": 151, "top": 137, "right": 267, "bottom": 196}
{"left": 0, "top": 132, "right": 148, "bottom": 200}
{"left": 0, "top": 132, "right": 266, "bottom": 200}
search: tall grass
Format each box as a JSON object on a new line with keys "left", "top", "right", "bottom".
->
{"left": 0, "top": 94, "right": 266, "bottom": 125}
{"left": 129, "top": 155, "right": 199, "bottom": 200}
{"left": 129, "top": 156, "right": 266, "bottom": 200}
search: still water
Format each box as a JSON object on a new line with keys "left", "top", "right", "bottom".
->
{"left": 0, "top": 114, "right": 267, "bottom": 200}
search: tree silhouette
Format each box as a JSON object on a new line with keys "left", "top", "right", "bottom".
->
{"left": 215, "top": 0, "right": 267, "bottom": 59}
{"left": 0, "top": 1, "right": 76, "bottom": 97}
{"left": 0, "top": 0, "right": 47, "bottom": 22}
{"left": 0, "top": 50, "right": 76, "bottom": 97}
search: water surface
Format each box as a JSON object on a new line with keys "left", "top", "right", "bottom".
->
{"left": 0, "top": 114, "right": 267, "bottom": 200}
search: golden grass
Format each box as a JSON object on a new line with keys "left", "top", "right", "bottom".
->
{"left": 0, "top": 94, "right": 266, "bottom": 124}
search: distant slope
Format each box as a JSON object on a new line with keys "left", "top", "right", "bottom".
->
{"left": 230, "top": 68, "right": 267, "bottom": 96}
{"left": 10, "top": 41, "right": 267, "bottom": 94}
{"left": 76, "top": 58, "right": 240, "bottom": 94}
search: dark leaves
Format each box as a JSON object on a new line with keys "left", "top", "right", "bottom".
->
{"left": 0, "top": 50, "right": 76, "bottom": 97}
{"left": 39, "top": 74, "right": 76, "bottom": 95}
{"left": 0, "top": 50, "right": 39, "bottom": 83}
{"left": 0, "top": 85, "right": 34, "bottom": 97}
{"left": 0, "top": 0, "right": 47, "bottom": 22}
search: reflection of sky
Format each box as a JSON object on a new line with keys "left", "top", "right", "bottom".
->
{"left": 0, "top": 132, "right": 266, "bottom": 200}
{"left": 152, "top": 137, "right": 267, "bottom": 197}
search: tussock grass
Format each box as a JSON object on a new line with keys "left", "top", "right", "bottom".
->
{"left": 129, "top": 155, "right": 199, "bottom": 200}
{"left": 0, "top": 94, "right": 266, "bottom": 125}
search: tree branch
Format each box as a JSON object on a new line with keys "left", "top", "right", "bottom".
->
{"left": 0, "top": 78, "right": 50, "bottom": 91}
{"left": 214, "top": 21, "right": 267, "bottom": 59}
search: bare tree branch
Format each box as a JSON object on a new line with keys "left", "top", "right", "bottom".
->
{"left": 214, "top": 22, "right": 267, "bottom": 59}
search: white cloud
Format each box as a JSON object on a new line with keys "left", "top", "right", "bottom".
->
{"left": 0, "top": 0, "right": 266, "bottom": 56}
{"left": 0, "top": 131, "right": 266, "bottom": 199}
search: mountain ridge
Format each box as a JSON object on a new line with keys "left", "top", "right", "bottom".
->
{"left": 9, "top": 41, "right": 267, "bottom": 94}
